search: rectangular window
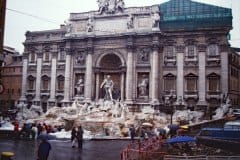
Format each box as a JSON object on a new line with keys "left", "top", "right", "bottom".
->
{"left": 187, "top": 45, "right": 195, "bottom": 58}
{"left": 165, "top": 77, "right": 175, "bottom": 91}
{"left": 58, "top": 80, "right": 64, "bottom": 91}
{"left": 29, "top": 80, "right": 34, "bottom": 90}
{"left": 59, "top": 49, "right": 65, "bottom": 61}
{"left": 44, "top": 52, "right": 50, "bottom": 62}
{"left": 187, "top": 78, "right": 197, "bottom": 91}
{"left": 208, "top": 44, "right": 218, "bottom": 57}
{"left": 166, "top": 46, "right": 174, "bottom": 58}
{"left": 209, "top": 78, "right": 219, "bottom": 91}
{"left": 30, "top": 53, "right": 35, "bottom": 62}
{"left": 42, "top": 79, "right": 49, "bottom": 90}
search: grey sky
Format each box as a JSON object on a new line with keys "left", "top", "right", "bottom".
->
{"left": 4, "top": 0, "right": 240, "bottom": 53}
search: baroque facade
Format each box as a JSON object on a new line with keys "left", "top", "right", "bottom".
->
{"left": 20, "top": 0, "right": 235, "bottom": 114}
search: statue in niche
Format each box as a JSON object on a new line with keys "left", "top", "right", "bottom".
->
{"left": 75, "top": 53, "right": 85, "bottom": 65}
{"left": 139, "top": 49, "right": 149, "bottom": 62}
{"left": 152, "top": 12, "right": 160, "bottom": 28}
{"left": 75, "top": 77, "right": 84, "bottom": 96}
{"left": 100, "top": 75, "right": 114, "bottom": 101}
{"left": 127, "top": 15, "right": 134, "bottom": 29}
{"left": 86, "top": 17, "right": 94, "bottom": 32}
{"left": 138, "top": 74, "right": 149, "bottom": 97}
{"left": 116, "top": 0, "right": 125, "bottom": 12}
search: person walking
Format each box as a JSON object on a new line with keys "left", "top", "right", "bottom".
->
{"left": 37, "top": 138, "right": 51, "bottom": 160}
{"left": 76, "top": 125, "right": 84, "bottom": 149}
{"left": 129, "top": 125, "right": 135, "bottom": 143}
{"left": 71, "top": 126, "right": 77, "bottom": 148}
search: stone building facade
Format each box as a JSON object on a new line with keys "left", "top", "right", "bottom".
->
{"left": 0, "top": 47, "right": 22, "bottom": 111}
{"left": 20, "top": 0, "right": 235, "bottom": 113}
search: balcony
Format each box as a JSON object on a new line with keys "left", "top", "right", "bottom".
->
{"left": 40, "top": 90, "right": 50, "bottom": 96}
{"left": 184, "top": 90, "right": 198, "bottom": 100}
{"left": 206, "top": 90, "right": 221, "bottom": 100}
{"left": 164, "top": 56, "right": 176, "bottom": 66}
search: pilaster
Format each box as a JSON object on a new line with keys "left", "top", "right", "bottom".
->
{"left": 48, "top": 45, "right": 58, "bottom": 107}
{"left": 151, "top": 42, "right": 160, "bottom": 105}
{"left": 220, "top": 44, "right": 229, "bottom": 93}
{"left": 62, "top": 48, "right": 72, "bottom": 106}
{"left": 176, "top": 45, "right": 184, "bottom": 102}
{"left": 33, "top": 50, "right": 43, "bottom": 105}
{"left": 19, "top": 53, "right": 28, "bottom": 102}
{"left": 197, "top": 44, "right": 207, "bottom": 106}
{"left": 125, "top": 37, "right": 134, "bottom": 104}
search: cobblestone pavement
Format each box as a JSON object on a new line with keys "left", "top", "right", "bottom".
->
{"left": 0, "top": 139, "right": 130, "bottom": 160}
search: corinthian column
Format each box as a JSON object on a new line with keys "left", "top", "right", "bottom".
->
{"left": 125, "top": 41, "right": 134, "bottom": 104}
{"left": 84, "top": 40, "right": 94, "bottom": 102}
{"left": 33, "top": 51, "right": 43, "bottom": 105}
{"left": 151, "top": 44, "right": 160, "bottom": 105}
{"left": 48, "top": 46, "right": 57, "bottom": 107}
{"left": 19, "top": 53, "right": 28, "bottom": 102}
{"left": 62, "top": 49, "right": 71, "bottom": 106}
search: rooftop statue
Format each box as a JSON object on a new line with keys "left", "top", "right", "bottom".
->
{"left": 97, "top": 0, "right": 125, "bottom": 14}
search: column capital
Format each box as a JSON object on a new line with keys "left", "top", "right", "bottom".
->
{"left": 36, "top": 51, "right": 43, "bottom": 58}
{"left": 176, "top": 45, "right": 185, "bottom": 53}
{"left": 22, "top": 52, "right": 29, "bottom": 59}
{"left": 197, "top": 44, "right": 207, "bottom": 52}
{"left": 219, "top": 44, "right": 230, "bottom": 52}
{"left": 87, "top": 47, "right": 94, "bottom": 54}
{"left": 65, "top": 48, "right": 71, "bottom": 55}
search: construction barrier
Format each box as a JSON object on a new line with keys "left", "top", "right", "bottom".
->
{"left": 121, "top": 137, "right": 167, "bottom": 160}
{"left": 164, "top": 155, "right": 240, "bottom": 160}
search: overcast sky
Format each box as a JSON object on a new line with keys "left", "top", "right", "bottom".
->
{"left": 4, "top": 0, "right": 240, "bottom": 53}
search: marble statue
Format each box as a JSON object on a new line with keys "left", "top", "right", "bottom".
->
{"left": 100, "top": 75, "right": 114, "bottom": 101}
{"left": 86, "top": 17, "right": 94, "bottom": 32}
{"left": 75, "top": 78, "right": 84, "bottom": 95}
{"left": 116, "top": 0, "right": 125, "bottom": 12}
{"left": 152, "top": 12, "right": 160, "bottom": 28}
{"left": 127, "top": 15, "right": 134, "bottom": 29}
{"left": 97, "top": 0, "right": 124, "bottom": 14}
{"left": 138, "top": 75, "right": 149, "bottom": 97}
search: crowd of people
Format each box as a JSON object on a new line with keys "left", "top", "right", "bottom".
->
{"left": 12, "top": 121, "right": 64, "bottom": 140}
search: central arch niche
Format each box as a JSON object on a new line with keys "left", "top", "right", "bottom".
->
{"left": 97, "top": 53, "right": 124, "bottom": 100}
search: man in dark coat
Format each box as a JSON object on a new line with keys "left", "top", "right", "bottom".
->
{"left": 76, "top": 125, "right": 84, "bottom": 149}
{"left": 71, "top": 127, "right": 77, "bottom": 148}
{"left": 37, "top": 138, "right": 51, "bottom": 160}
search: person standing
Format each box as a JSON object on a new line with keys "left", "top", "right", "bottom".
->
{"left": 71, "top": 127, "right": 77, "bottom": 148}
{"left": 37, "top": 138, "right": 51, "bottom": 160}
{"left": 129, "top": 125, "right": 135, "bottom": 143}
{"left": 76, "top": 125, "right": 84, "bottom": 149}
